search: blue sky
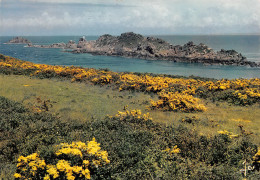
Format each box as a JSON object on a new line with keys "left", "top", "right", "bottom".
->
{"left": 0, "top": 0, "right": 260, "bottom": 36}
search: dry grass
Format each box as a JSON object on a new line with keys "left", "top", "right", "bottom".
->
{"left": 1, "top": 74, "right": 259, "bottom": 145}
{"left": 150, "top": 101, "right": 260, "bottom": 142}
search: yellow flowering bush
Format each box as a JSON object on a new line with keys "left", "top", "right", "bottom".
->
{"left": 91, "top": 74, "right": 113, "bottom": 84}
{"left": 14, "top": 153, "right": 46, "bottom": 179}
{"left": 14, "top": 139, "right": 110, "bottom": 180}
{"left": 151, "top": 91, "right": 207, "bottom": 112}
{"left": 1, "top": 54, "right": 259, "bottom": 110}
{"left": 115, "top": 109, "right": 152, "bottom": 122}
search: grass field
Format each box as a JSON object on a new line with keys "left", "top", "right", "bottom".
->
{"left": 0, "top": 74, "right": 151, "bottom": 122}
{"left": 1, "top": 74, "right": 259, "bottom": 145}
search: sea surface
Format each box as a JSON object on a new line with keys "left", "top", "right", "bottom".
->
{"left": 0, "top": 35, "right": 259, "bottom": 79}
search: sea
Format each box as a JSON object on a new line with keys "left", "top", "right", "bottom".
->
{"left": 0, "top": 35, "right": 259, "bottom": 79}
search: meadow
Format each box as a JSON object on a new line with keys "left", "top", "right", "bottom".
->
{"left": 0, "top": 54, "right": 259, "bottom": 179}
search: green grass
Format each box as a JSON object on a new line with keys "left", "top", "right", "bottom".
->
{"left": 1, "top": 74, "right": 259, "bottom": 145}
{"left": 0, "top": 74, "right": 151, "bottom": 122}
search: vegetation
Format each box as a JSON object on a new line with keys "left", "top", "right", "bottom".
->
{"left": 0, "top": 54, "right": 259, "bottom": 112}
{"left": 0, "top": 54, "right": 260, "bottom": 179}
{"left": 14, "top": 140, "right": 110, "bottom": 180}
{"left": 0, "top": 97, "right": 259, "bottom": 179}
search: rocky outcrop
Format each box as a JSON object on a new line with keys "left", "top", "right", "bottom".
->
{"left": 5, "top": 37, "right": 31, "bottom": 44}
{"left": 27, "top": 32, "right": 260, "bottom": 67}
{"left": 28, "top": 42, "right": 67, "bottom": 49}
{"left": 77, "top": 36, "right": 87, "bottom": 48}
{"left": 66, "top": 40, "right": 77, "bottom": 49}
{"left": 28, "top": 39, "right": 78, "bottom": 49}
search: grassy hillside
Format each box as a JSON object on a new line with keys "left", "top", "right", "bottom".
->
{"left": 0, "top": 54, "right": 260, "bottom": 179}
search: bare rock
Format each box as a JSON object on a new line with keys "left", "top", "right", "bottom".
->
{"left": 26, "top": 32, "right": 260, "bottom": 67}
{"left": 6, "top": 37, "right": 31, "bottom": 44}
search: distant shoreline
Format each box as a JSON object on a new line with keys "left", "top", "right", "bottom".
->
{"left": 17, "top": 32, "right": 259, "bottom": 67}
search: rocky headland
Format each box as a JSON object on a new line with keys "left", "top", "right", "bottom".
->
{"left": 27, "top": 32, "right": 260, "bottom": 67}
{"left": 5, "top": 37, "right": 31, "bottom": 44}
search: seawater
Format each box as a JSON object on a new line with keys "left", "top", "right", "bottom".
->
{"left": 0, "top": 35, "right": 259, "bottom": 79}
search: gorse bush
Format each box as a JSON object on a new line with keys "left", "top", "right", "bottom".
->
{"left": 14, "top": 140, "right": 110, "bottom": 180}
{"left": 0, "top": 96, "right": 81, "bottom": 179}
{"left": 150, "top": 90, "right": 207, "bottom": 112}
{"left": 114, "top": 109, "right": 152, "bottom": 122}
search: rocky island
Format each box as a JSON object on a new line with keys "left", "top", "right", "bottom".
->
{"left": 27, "top": 32, "right": 260, "bottom": 67}
{"left": 5, "top": 37, "right": 31, "bottom": 44}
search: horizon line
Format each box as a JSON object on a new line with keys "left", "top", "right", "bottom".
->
{"left": 1, "top": 33, "right": 260, "bottom": 37}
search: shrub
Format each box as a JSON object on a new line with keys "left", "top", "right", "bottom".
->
{"left": 150, "top": 90, "right": 207, "bottom": 112}
{"left": 14, "top": 139, "right": 110, "bottom": 180}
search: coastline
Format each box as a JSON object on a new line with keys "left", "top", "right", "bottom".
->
{"left": 76, "top": 50, "right": 260, "bottom": 67}
{"left": 10, "top": 32, "right": 258, "bottom": 67}
{"left": 2, "top": 35, "right": 260, "bottom": 79}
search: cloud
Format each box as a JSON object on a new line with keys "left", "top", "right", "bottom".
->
{"left": 1, "top": 0, "right": 260, "bottom": 35}
{"left": 1, "top": 2, "right": 180, "bottom": 32}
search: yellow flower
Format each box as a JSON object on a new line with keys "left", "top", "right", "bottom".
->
{"left": 47, "top": 165, "right": 59, "bottom": 178}
{"left": 67, "top": 175, "right": 75, "bottom": 180}
{"left": 31, "top": 166, "right": 37, "bottom": 171}
{"left": 83, "top": 160, "right": 90, "bottom": 166}
{"left": 72, "top": 166, "right": 82, "bottom": 174}
{"left": 56, "top": 160, "right": 71, "bottom": 172}
{"left": 217, "top": 130, "right": 231, "bottom": 135}
{"left": 171, "top": 145, "right": 181, "bottom": 154}
{"left": 87, "top": 138, "right": 101, "bottom": 155}
{"left": 163, "top": 145, "right": 181, "bottom": 155}
{"left": 43, "top": 175, "right": 50, "bottom": 180}
{"left": 27, "top": 153, "right": 38, "bottom": 160}
{"left": 219, "top": 85, "right": 226, "bottom": 90}
{"left": 56, "top": 147, "right": 83, "bottom": 157}
{"left": 17, "top": 156, "right": 27, "bottom": 163}
{"left": 14, "top": 173, "right": 22, "bottom": 178}
{"left": 83, "top": 169, "right": 91, "bottom": 179}
{"left": 217, "top": 130, "right": 238, "bottom": 138}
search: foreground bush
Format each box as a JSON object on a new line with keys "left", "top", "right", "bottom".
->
{"left": 14, "top": 140, "right": 109, "bottom": 180}
{"left": 89, "top": 109, "right": 259, "bottom": 179}
{"left": 1, "top": 96, "right": 260, "bottom": 179}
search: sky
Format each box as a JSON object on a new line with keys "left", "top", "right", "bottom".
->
{"left": 0, "top": 0, "right": 260, "bottom": 36}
